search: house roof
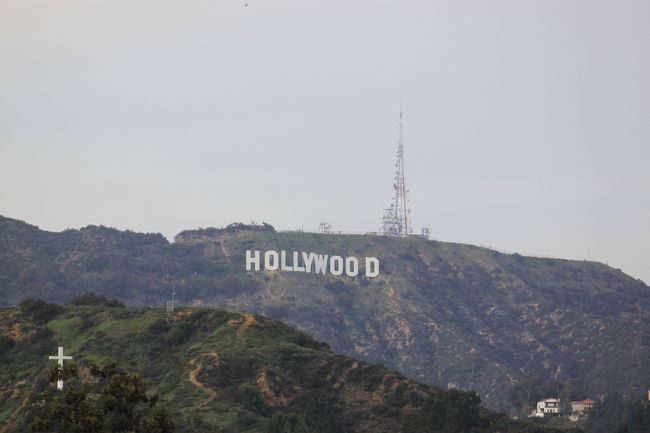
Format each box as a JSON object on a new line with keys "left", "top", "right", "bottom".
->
{"left": 571, "top": 399, "right": 595, "bottom": 405}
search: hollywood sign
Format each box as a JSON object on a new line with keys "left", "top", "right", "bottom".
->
{"left": 245, "top": 250, "right": 380, "bottom": 278}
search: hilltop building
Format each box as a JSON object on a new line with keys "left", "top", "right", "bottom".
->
{"left": 571, "top": 399, "right": 595, "bottom": 413}
{"left": 569, "top": 399, "right": 595, "bottom": 421}
{"left": 531, "top": 398, "right": 595, "bottom": 420}
{"left": 532, "top": 398, "right": 563, "bottom": 418}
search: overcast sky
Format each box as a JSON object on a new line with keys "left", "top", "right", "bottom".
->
{"left": 1, "top": 0, "right": 648, "bottom": 282}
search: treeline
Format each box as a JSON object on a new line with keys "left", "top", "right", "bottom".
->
{"left": 508, "top": 375, "right": 650, "bottom": 433}
{"left": 584, "top": 393, "right": 650, "bottom": 433}
{"left": 174, "top": 222, "right": 276, "bottom": 242}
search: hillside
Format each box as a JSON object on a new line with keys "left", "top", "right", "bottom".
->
{"left": 1, "top": 215, "right": 649, "bottom": 409}
{"left": 0, "top": 303, "right": 571, "bottom": 433}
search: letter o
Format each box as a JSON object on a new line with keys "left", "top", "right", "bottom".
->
{"left": 345, "top": 257, "right": 359, "bottom": 277}
{"left": 265, "top": 251, "right": 279, "bottom": 271}
{"left": 330, "top": 256, "right": 344, "bottom": 276}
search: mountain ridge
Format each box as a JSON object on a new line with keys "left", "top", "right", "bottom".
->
{"left": 1, "top": 215, "right": 648, "bottom": 409}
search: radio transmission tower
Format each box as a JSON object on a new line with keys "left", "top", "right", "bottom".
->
{"left": 382, "top": 107, "right": 412, "bottom": 236}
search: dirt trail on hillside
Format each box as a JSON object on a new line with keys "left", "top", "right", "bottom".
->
{"left": 219, "top": 239, "right": 230, "bottom": 258}
{"left": 236, "top": 313, "right": 257, "bottom": 338}
{"left": 188, "top": 351, "right": 219, "bottom": 406}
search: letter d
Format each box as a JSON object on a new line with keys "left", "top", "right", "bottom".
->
{"left": 365, "top": 257, "right": 379, "bottom": 278}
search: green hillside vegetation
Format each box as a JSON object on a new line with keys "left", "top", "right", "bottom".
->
{"left": 1, "top": 215, "right": 649, "bottom": 410}
{"left": 583, "top": 393, "right": 650, "bottom": 433}
{"left": 29, "top": 359, "right": 175, "bottom": 433}
{"left": 0, "top": 302, "right": 577, "bottom": 433}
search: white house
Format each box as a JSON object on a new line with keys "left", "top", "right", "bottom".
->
{"left": 531, "top": 398, "right": 563, "bottom": 418}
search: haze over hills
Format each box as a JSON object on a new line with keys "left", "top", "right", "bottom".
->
{"left": 1, "top": 215, "right": 648, "bottom": 409}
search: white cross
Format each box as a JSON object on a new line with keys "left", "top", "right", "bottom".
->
{"left": 48, "top": 346, "right": 72, "bottom": 390}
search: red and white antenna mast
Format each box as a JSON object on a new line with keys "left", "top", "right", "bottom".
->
{"left": 382, "top": 105, "right": 412, "bottom": 236}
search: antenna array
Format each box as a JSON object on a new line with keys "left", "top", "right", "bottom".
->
{"left": 382, "top": 107, "right": 412, "bottom": 236}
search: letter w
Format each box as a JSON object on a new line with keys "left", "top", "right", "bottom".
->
{"left": 314, "top": 254, "right": 329, "bottom": 275}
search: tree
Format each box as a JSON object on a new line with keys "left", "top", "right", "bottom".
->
{"left": 100, "top": 371, "right": 148, "bottom": 431}
{"left": 29, "top": 361, "right": 175, "bottom": 433}
{"left": 18, "top": 299, "right": 64, "bottom": 324}
{"left": 507, "top": 375, "right": 540, "bottom": 417}
{"left": 140, "top": 405, "right": 176, "bottom": 433}
{"left": 29, "top": 383, "right": 104, "bottom": 433}
{"left": 558, "top": 379, "right": 586, "bottom": 402}
{"left": 68, "top": 292, "right": 125, "bottom": 307}
{"left": 584, "top": 392, "right": 650, "bottom": 433}
{"left": 265, "top": 413, "right": 310, "bottom": 433}
{"left": 401, "top": 389, "right": 482, "bottom": 433}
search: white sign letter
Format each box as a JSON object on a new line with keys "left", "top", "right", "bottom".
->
{"left": 345, "top": 257, "right": 359, "bottom": 277}
{"left": 245, "top": 250, "right": 261, "bottom": 271}
{"left": 293, "top": 251, "right": 305, "bottom": 272}
{"left": 314, "top": 254, "right": 329, "bottom": 275}
{"left": 365, "top": 257, "right": 379, "bottom": 278}
{"left": 280, "top": 250, "right": 293, "bottom": 271}
{"left": 330, "top": 256, "right": 344, "bottom": 276}
{"left": 265, "top": 250, "right": 279, "bottom": 271}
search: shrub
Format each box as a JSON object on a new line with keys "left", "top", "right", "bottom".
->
{"left": 148, "top": 319, "right": 170, "bottom": 335}
{"left": 19, "top": 299, "right": 65, "bottom": 324}
{"left": 68, "top": 292, "right": 125, "bottom": 307}
{"left": 236, "top": 384, "right": 269, "bottom": 415}
{"left": 166, "top": 322, "right": 195, "bottom": 346}
{"left": 0, "top": 334, "right": 15, "bottom": 354}
{"left": 265, "top": 413, "right": 309, "bottom": 433}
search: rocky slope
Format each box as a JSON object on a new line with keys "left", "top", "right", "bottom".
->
{"left": 1, "top": 215, "right": 648, "bottom": 409}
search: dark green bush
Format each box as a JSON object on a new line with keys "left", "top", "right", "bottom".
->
{"left": 0, "top": 334, "right": 15, "bottom": 354}
{"left": 19, "top": 299, "right": 65, "bottom": 324}
{"left": 68, "top": 292, "right": 125, "bottom": 307}
{"left": 236, "top": 384, "right": 269, "bottom": 416}
{"left": 265, "top": 413, "right": 309, "bottom": 433}
{"left": 166, "top": 322, "right": 195, "bottom": 346}
{"left": 148, "top": 319, "right": 170, "bottom": 335}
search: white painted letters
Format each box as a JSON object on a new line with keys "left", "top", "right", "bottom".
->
{"left": 245, "top": 250, "right": 379, "bottom": 278}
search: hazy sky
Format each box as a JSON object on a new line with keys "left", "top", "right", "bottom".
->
{"left": 1, "top": 0, "right": 649, "bottom": 282}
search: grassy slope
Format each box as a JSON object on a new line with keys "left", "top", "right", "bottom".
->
{"left": 0, "top": 306, "right": 571, "bottom": 433}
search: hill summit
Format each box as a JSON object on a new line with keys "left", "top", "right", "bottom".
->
{"left": 0, "top": 303, "right": 576, "bottom": 433}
